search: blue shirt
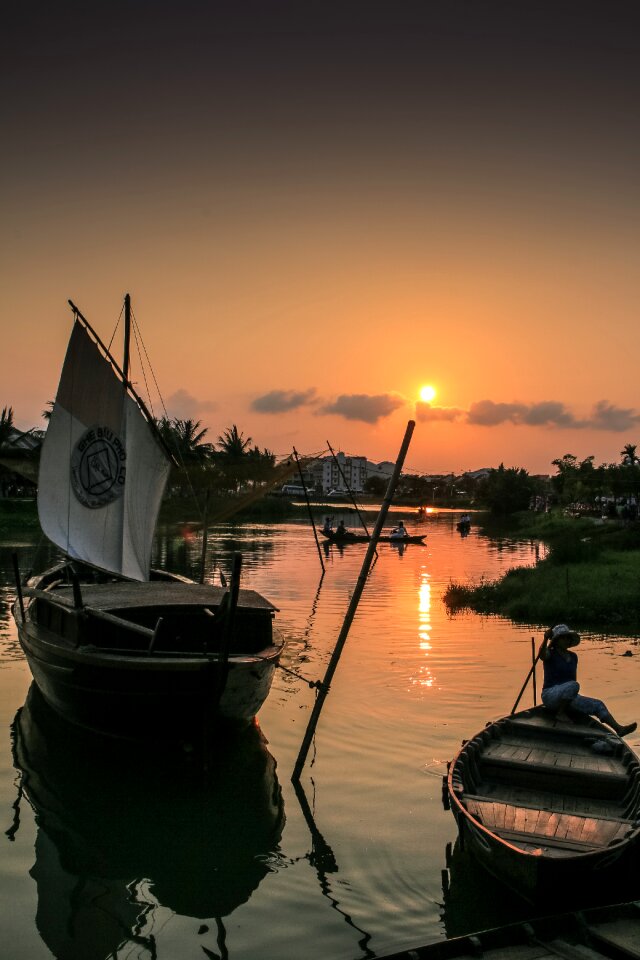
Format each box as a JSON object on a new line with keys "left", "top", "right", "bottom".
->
{"left": 542, "top": 648, "right": 577, "bottom": 690}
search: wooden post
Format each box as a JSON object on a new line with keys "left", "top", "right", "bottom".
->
{"left": 123, "top": 293, "right": 131, "bottom": 384}
{"left": 293, "top": 447, "right": 325, "bottom": 575}
{"left": 292, "top": 421, "right": 415, "bottom": 782}
{"left": 200, "top": 488, "right": 210, "bottom": 584}
{"left": 11, "top": 553, "right": 25, "bottom": 622}
{"left": 531, "top": 636, "right": 537, "bottom": 706}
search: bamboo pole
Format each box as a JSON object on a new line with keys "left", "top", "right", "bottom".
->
{"left": 531, "top": 636, "right": 537, "bottom": 706}
{"left": 293, "top": 447, "right": 325, "bottom": 575}
{"left": 511, "top": 638, "right": 543, "bottom": 715}
{"left": 200, "top": 489, "right": 210, "bottom": 583}
{"left": 327, "top": 441, "right": 372, "bottom": 538}
{"left": 292, "top": 420, "right": 415, "bottom": 782}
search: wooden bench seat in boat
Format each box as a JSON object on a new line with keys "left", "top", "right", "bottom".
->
{"left": 478, "top": 736, "right": 631, "bottom": 800}
{"left": 464, "top": 796, "right": 636, "bottom": 855}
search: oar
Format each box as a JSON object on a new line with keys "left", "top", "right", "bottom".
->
{"left": 510, "top": 635, "right": 543, "bottom": 715}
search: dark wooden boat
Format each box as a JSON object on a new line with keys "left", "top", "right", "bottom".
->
{"left": 321, "top": 531, "right": 426, "bottom": 544}
{"left": 377, "top": 900, "right": 640, "bottom": 960}
{"left": 446, "top": 706, "right": 640, "bottom": 903}
{"left": 12, "top": 296, "right": 283, "bottom": 742}
{"left": 456, "top": 518, "right": 471, "bottom": 532}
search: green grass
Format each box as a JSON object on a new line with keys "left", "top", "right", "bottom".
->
{"left": 445, "top": 514, "right": 640, "bottom": 632}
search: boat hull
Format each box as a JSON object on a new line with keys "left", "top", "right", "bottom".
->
{"left": 447, "top": 706, "right": 640, "bottom": 904}
{"left": 13, "top": 566, "right": 283, "bottom": 743}
{"left": 321, "top": 532, "right": 425, "bottom": 544}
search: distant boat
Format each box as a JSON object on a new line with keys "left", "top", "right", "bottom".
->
{"left": 445, "top": 705, "right": 640, "bottom": 904}
{"left": 12, "top": 295, "right": 283, "bottom": 743}
{"left": 456, "top": 515, "right": 471, "bottom": 533}
{"left": 321, "top": 530, "right": 426, "bottom": 545}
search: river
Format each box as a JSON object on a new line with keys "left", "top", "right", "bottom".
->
{"left": 1, "top": 507, "right": 638, "bottom": 960}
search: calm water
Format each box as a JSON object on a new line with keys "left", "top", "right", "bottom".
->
{"left": 1, "top": 508, "right": 639, "bottom": 960}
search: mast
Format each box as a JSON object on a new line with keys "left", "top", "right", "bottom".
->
{"left": 123, "top": 293, "right": 131, "bottom": 384}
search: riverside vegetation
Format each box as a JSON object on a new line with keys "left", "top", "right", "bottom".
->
{"left": 445, "top": 511, "right": 640, "bottom": 633}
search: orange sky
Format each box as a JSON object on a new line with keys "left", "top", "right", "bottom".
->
{"left": 3, "top": 2, "right": 639, "bottom": 475}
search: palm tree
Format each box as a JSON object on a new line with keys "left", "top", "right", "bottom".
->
{"left": 0, "top": 406, "right": 14, "bottom": 446}
{"left": 157, "top": 417, "right": 213, "bottom": 464}
{"left": 620, "top": 443, "right": 638, "bottom": 466}
{"left": 216, "top": 424, "right": 252, "bottom": 461}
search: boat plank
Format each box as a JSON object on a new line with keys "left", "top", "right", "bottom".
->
{"left": 588, "top": 919, "right": 640, "bottom": 959}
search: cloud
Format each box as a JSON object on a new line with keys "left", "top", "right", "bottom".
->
{"left": 251, "top": 388, "right": 317, "bottom": 413}
{"left": 588, "top": 400, "right": 640, "bottom": 432}
{"left": 416, "top": 402, "right": 464, "bottom": 422}
{"left": 320, "top": 393, "right": 405, "bottom": 424}
{"left": 165, "top": 389, "right": 217, "bottom": 419}
{"left": 467, "top": 400, "right": 579, "bottom": 428}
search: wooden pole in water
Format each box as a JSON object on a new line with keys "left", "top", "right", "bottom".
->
{"left": 292, "top": 420, "right": 415, "bottom": 782}
{"left": 293, "top": 447, "right": 325, "bottom": 575}
{"left": 200, "top": 489, "right": 210, "bottom": 584}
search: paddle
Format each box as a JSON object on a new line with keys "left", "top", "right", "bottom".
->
{"left": 510, "top": 635, "right": 544, "bottom": 715}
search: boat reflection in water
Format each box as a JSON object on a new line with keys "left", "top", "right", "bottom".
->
{"left": 440, "top": 836, "right": 640, "bottom": 940}
{"left": 11, "top": 685, "right": 285, "bottom": 959}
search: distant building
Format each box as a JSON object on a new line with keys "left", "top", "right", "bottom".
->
{"left": 311, "top": 452, "right": 368, "bottom": 494}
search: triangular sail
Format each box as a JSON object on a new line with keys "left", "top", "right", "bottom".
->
{"left": 38, "top": 320, "right": 171, "bottom": 580}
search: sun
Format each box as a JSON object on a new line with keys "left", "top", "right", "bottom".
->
{"left": 419, "top": 384, "right": 437, "bottom": 403}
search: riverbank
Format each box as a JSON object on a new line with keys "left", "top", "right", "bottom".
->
{"left": 444, "top": 512, "right": 640, "bottom": 633}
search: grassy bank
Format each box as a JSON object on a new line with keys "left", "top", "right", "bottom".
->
{"left": 445, "top": 512, "right": 640, "bottom": 632}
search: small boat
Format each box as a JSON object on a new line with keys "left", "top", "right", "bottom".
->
{"left": 445, "top": 705, "right": 640, "bottom": 904}
{"left": 12, "top": 296, "right": 283, "bottom": 743}
{"left": 456, "top": 516, "right": 471, "bottom": 533}
{"left": 377, "top": 900, "right": 640, "bottom": 960}
{"left": 321, "top": 530, "right": 426, "bottom": 545}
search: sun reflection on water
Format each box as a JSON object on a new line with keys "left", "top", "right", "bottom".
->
{"left": 411, "top": 570, "right": 435, "bottom": 688}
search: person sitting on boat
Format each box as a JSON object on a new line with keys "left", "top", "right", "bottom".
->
{"left": 390, "top": 520, "right": 409, "bottom": 539}
{"left": 540, "top": 624, "right": 637, "bottom": 737}
{"left": 460, "top": 514, "right": 471, "bottom": 525}
{"left": 321, "top": 517, "right": 333, "bottom": 536}
{"left": 334, "top": 519, "right": 349, "bottom": 538}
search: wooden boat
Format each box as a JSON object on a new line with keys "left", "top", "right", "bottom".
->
{"left": 456, "top": 517, "right": 471, "bottom": 532}
{"left": 446, "top": 705, "right": 640, "bottom": 903}
{"left": 376, "top": 900, "right": 640, "bottom": 960}
{"left": 11, "top": 296, "right": 283, "bottom": 742}
{"left": 321, "top": 530, "right": 426, "bottom": 544}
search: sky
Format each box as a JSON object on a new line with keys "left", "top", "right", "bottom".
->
{"left": 2, "top": 1, "right": 639, "bottom": 476}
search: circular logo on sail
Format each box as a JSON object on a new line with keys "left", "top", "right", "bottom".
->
{"left": 70, "top": 425, "right": 126, "bottom": 508}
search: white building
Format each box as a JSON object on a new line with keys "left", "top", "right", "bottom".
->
{"left": 312, "top": 452, "right": 368, "bottom": 494}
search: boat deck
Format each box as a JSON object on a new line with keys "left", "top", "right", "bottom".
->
{"left": 49, "top": 581, "right": 278, "bottom": 612}
{"left": 377, "top": 902, "right": 640, "bottom": 960}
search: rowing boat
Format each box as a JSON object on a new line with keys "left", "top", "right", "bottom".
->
{"left": 445, "top": 705, "right": 640, "bottom": 903}
{"left": 321, "top": 531, "right": 426, "bottom": 545}
{"left": 377, "top": 899, "right": 640, "bottom": 960}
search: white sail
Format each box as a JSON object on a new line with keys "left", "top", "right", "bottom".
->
{"left": 38, "top": 320, "right": 171, "bottom": 580}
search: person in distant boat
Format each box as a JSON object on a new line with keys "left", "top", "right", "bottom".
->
{"left": 390, "top": 520, "right": 409, "bottom": 539}
{"left": 540, "top": 624, "right": 637, "bottom": 737}
{"left": 322, "top": 517, "right": 333, "bottom": 536}
{"left": 460, "top": 514, "right": 471, "bottom": 525}
{"left": 335, "top": 519, "right": 349, "bottom": 538}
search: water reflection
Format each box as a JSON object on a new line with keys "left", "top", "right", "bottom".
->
{"left": 440, "top": 829, "right": 640, "bottom": 939}
{"left": 11, "top": 686, "right": 285, "bottom": 959}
